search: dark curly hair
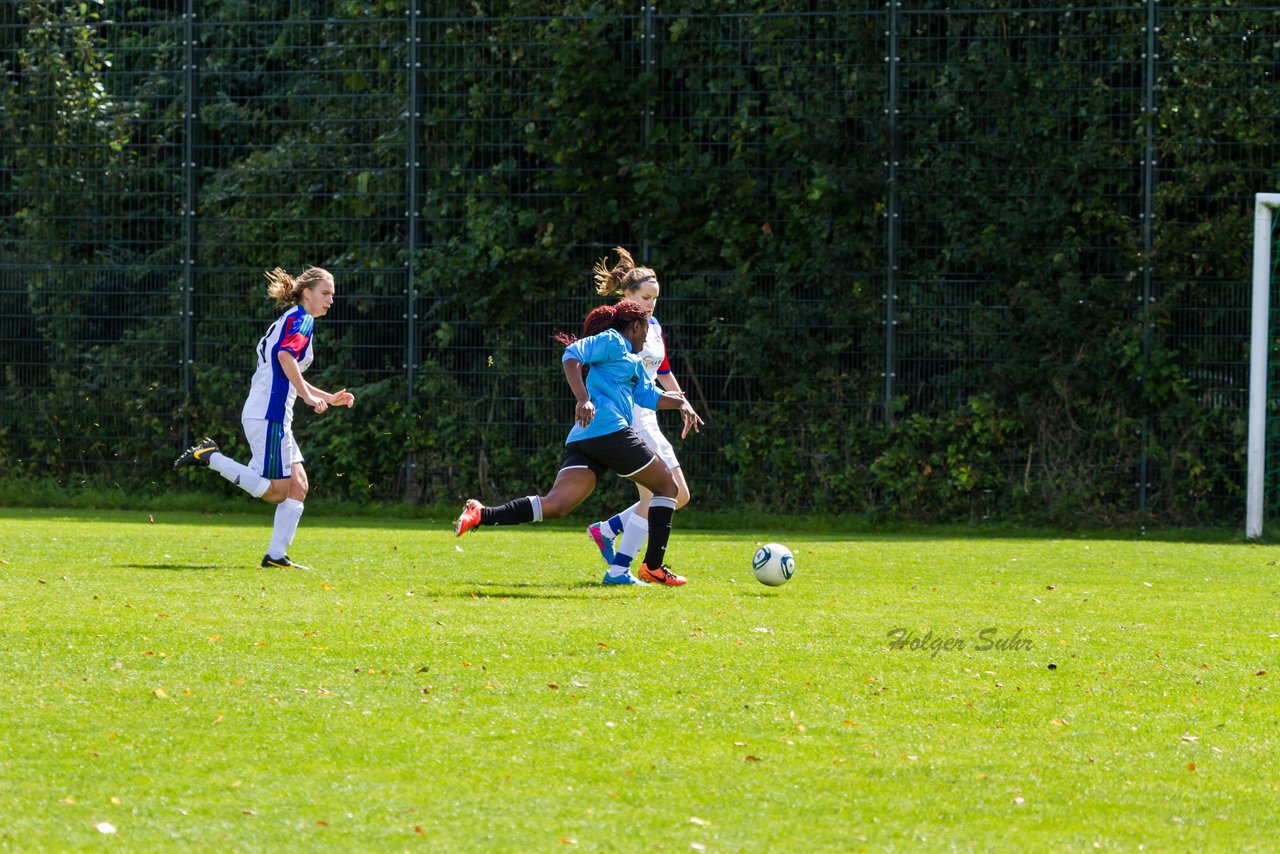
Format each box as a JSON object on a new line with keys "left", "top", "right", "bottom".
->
{"left": 554, "top": 299, "right": 648, "bottom": 347}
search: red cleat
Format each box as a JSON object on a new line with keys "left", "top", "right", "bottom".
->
{"left": 454, "top": 499, "right": 484, "bottom": 537}
{"left": 638, "top": 563, "right": 687, "bottom": 586}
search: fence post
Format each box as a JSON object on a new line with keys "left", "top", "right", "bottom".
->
{"left": 883, "top": 1, "right": 900, "bottom": 417}
{"left": 640, "top": 3, "right": 655, "bottom": 261}
{"left": 181, "top": 0, "right": 199, "bottom": 450}
{"left": 1139, "top": 0, "right": 1158, "bottom": 520}
{"left": 404, "top": 0, "right": 420, "bottom": 501}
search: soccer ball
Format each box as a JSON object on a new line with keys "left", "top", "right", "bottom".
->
{"left": 752, "top": 543, "right": 795, "bottom": 587}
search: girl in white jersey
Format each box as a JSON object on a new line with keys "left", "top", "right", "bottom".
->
{"left": 173, "top": 266, "right": 355, "bottom": 569}
{"left": 584, "top": 248, "right": 694, "bottom": 584}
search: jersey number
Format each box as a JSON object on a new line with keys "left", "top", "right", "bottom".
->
{"left": 257, "top": 320, "right": 280, "bottom": 367}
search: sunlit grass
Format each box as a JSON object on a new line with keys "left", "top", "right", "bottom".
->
{"left": 0, "top": 508, "right": 1275, "bottom": 851}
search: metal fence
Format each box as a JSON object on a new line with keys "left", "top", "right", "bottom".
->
{"left": 1, "top": 2, "right": 1275, "bottom": 520}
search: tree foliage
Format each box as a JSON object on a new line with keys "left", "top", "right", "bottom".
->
{"left": 1, "top": 1, "right": 1275, "bottom": 525}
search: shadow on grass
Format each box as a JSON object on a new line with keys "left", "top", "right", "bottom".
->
{"left": 120, "top": 562, "right": 225, "bottom": 571}
{"left": 443, "top": 580, "right": 631, "bottom": 600}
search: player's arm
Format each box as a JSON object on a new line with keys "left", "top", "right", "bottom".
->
{"left": 656, "top": 329, "right": 682, "bottom": 395}
{"left": 562, "top": 358, "right": 594, "bottom": 427}
{"left": 655, "top": 391, "right": 703, "bottom": 438}
{"left": 277, "top": 350, "right": 327, "bottom": 413}
{"left": 657, "top": 372, "right": 684, "bottom": 395}
{"left": 302, "top": 379, "right": 355, "bottom": 408}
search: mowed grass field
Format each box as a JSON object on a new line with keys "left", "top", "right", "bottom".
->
{"left": 0, "top": 507, "right": 1277, "bottom": 852}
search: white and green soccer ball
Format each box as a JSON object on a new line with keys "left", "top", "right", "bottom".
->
{"left": 752, "top": 543, "right": 795, "bottom": 587}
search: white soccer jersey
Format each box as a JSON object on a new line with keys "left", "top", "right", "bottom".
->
{"left": 242, "top": 305, "right": 315, "bottom": 427}
{"left": 633, "top": 315, "right": 679, "bottom": 467}
{"left": 638, "top": 315, "right": 671, "bottom": 382}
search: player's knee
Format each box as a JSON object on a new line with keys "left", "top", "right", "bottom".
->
{"left": 540, "top": 498, "right": 569, "bottom": 520}
{"left": 675, "top": 486, "right": 690, "bottom": 511}
{"left": 652, "top": 474, "right": 678, "bottom": 499}
{"left": 262, "top": 481, "right": 289, "bottom": 504}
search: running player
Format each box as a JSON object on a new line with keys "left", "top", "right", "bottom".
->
{"left": 174, "top": 266, "right": 355, "bottom": 569}
{"left": 582, "top": 248, "right": 693, "bottom": 585}
{"left": 453, "top": 300, "right": 703, "bottom": 586}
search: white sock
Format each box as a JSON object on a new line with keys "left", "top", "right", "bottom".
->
{"left": 609, "top": 514, "right": 649, "bottom": 576}
{"left": 267, "top": 498, "right": 304, "bottom": 560}
{"left": 208, "top": 452, "right": 269, "bottom": 498}
{"left": 602, "top": 501, "right": 640, "bottom": 538}
{"left": 529, "top": 496, "right": 543, "bottom": 523}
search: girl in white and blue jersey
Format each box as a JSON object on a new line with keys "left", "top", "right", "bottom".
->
{"left": 454, "top": 300, "right": 703, "bottom": 587}
{"left": 174, "top": 266, "right": 355, "bottom": 570}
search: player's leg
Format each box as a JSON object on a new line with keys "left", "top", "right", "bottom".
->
{"left": 455, "top": 467, "right": 597, "bottom": 536}
{"left": 176, "top": 432, "right": 274, "bottom": 500}
{"left": 627, "top": 456, "right": 685, "bottom": 586}
{"left": 588, "top": 413, "right": 684, "bottom": 561}
{"left": 264, "top": 460, "right": 308, "bottom": 569}
{"left": 612, "top": 467, "right": 689, "bottom": 573}
{"left": 609, "top": 486, "right": 651, "bottom": 573}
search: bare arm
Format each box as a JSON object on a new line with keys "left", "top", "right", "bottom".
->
{"left": 303, "top": 379, "right": 355, "bottom": 408}
{"left": 657, "top": 372, "right": 684, "bottom": 395}
{"left": 563, "top": 358, "right": 595, "bottom": 427}
{"left": 656, "top": 391, "right": 704, "bottom": 438}
{"left": 277, "top": 351, "right": 327, "bottom": 413}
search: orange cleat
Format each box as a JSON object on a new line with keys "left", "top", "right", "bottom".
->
{"left": 454, "top": 499, "right": 483, "bottom": 537}
{"left": 638, "top": 563, "right": 686, "bottom": 586}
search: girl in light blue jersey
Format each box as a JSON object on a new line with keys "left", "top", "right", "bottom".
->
{"left": 584, "top": 248, "right": 693, "bottom": 585}
{"left": 454, "top": 300, "right": 703, "bottom": 586}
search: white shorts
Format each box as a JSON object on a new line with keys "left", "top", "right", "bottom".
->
{"left": 632, "top": 406, "right": 679, "bottom": 470}
{"left": 243, "top": 418, "right": 303, "bottom": 480}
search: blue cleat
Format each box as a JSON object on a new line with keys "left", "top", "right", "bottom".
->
{"left": 602, "top": 571, "right": 647, "bottom": 586}
{"left": 587, "top": 522, "right": 616, "bottom": 565}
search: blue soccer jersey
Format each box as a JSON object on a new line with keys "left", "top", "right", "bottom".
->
{"left": 242, "top": 306, "right": 315, "bottom": 426}
{"left": 562, "top": 328, "right": 661, "bottom": 443}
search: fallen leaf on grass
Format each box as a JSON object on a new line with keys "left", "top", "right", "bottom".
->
{"left": 743, "top": 755, "right": 761, "bottom": 762}
{"left": 1187, "top": 762, "right": 1197, "bottom": 771}
{"left": 689, "top": 816, "right": 711, "bottom": 827}
{"left": 152, "top": 687, "right": 169, "bottom": 699}
{"left": 94, "top": 822, "right": 116, "bottom": 834}
{"left": 1180, "top": 733, "right": 1199, "bottom": 742}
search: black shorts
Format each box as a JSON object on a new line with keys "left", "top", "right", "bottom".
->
{"left": 561, "top": 428, "right": 657, "bottom": 480}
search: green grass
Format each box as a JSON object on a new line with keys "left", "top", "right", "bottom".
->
{"left": 0, "top": 507, "right": 1277, "bottom": 851}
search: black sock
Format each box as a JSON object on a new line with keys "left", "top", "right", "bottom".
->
{"left": 480, "top": 497, "right": 534, "bottom": 526}
{"left": 642, "top": 503, "right": 675, "bottom": 569}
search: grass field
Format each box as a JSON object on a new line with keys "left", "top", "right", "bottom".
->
{"left": 0, "top": 507, "right": 1277, "bottom": 851}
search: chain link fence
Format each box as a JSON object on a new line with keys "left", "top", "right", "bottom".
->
{"left": 1, "top": 2, "right": 1275, "bottom": 522}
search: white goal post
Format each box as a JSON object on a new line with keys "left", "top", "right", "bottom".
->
{"left": 1245, "top": 193, "right": 1280, "bottom": 539}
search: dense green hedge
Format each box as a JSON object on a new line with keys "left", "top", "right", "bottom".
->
{"left": 1, "top": 1, "right": 1274, "bottom": 525}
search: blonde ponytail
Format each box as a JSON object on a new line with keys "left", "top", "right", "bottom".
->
{"left": 593, "top": 246, "right": 656, "bottom": 298}
{"left": 264, "top": 266, "right": 332, "bottom": 307}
